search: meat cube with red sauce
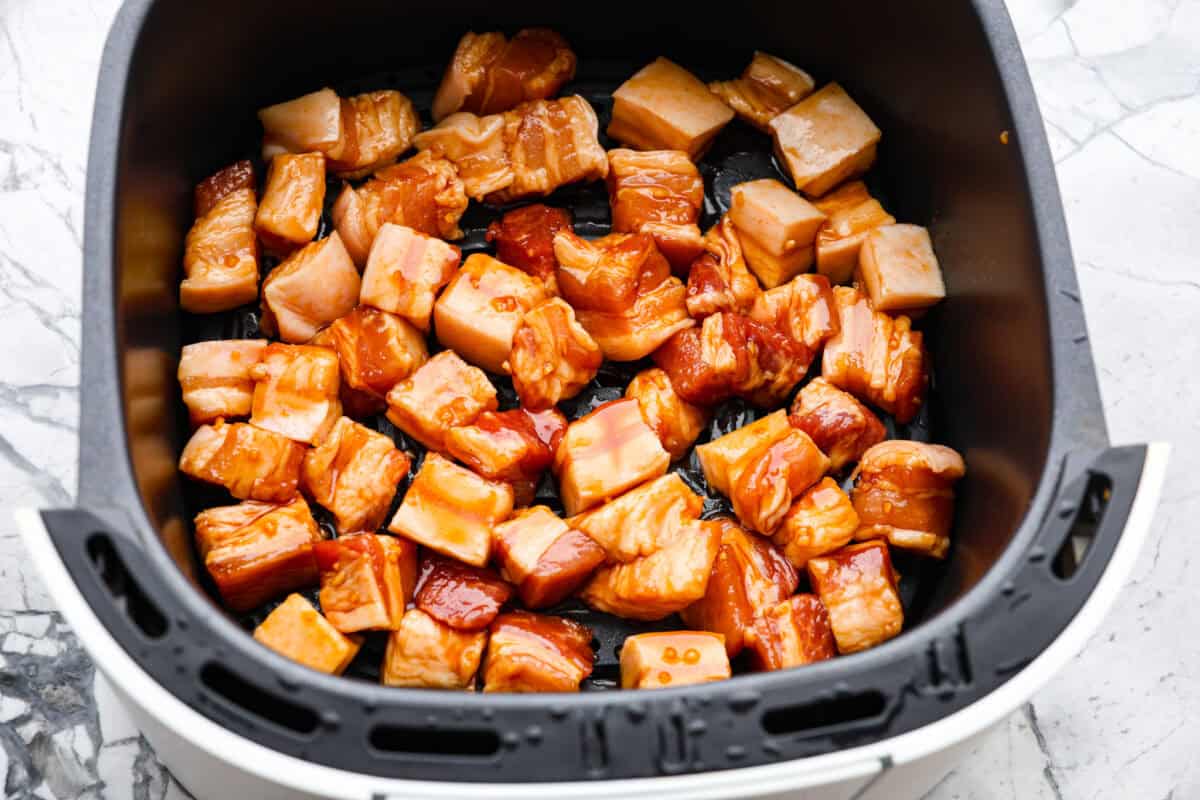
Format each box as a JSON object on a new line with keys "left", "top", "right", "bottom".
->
{"left": 360, "top": 223, "right": 462, "bottom": 332}
{"left": 620, "top": 631, "right": 731, "bottom": 689}
{"left": 254, "top": 152, "right": 326, "bottom": 254}
{"left": 194, "top": 495, "right": 325, "bottom": 611}
{"left": 301, "top": 416, "right": 411, "bottom": 534}
{"left": 607, "top": 149, "right": 705, "bottom": 271}
{"left": 567, "top": 473, "right": 702, "bottom": 563}
{"left": 729, "top": 179, "right": 826, "bottom": 288}
{"left": 822, "top": 286, "right": 927, "bottom": 423}
{"left": 385, "top": 351, "right": 498, "bottom": 452}
{"left": 552, "top": 398, "right": 671, "bottom": 516}
{"left": 858, "top": 224, "right": 946, "bottom": 314}
{"left": 414, "top": 111, "right": 512, "bottom": 201}
{"left": 729, "top": 428, "right": 830, "bottom": 535}
{"left": 789, "top": 377, "right": 885, "bottom": 471}
{"left": 807, "top": 541, "right": 903, "bottom": 654}
{"left": 695, "top": 409, "right": 792, "bottom": 496}
{"left": 709, "top": 52, "right": 816, "bottom": 132}
{"left": 388, "top": 453, "right": 514, "bottom": 567}
{"left": 773, "top": 477, "right": 860, "bottom": 568}
{"left": 432, "top": 29, "right": 576, "bottom": 121}
{"left": 382, "top": 608, "right": 488, "bottom": 689}
{"left": 493, "top": 506, "right": 606, "bottom": 608}
{"left": 180, "top": 421, "right": 305, "bottom": 502}
{"left": 249, "top": 344, "right": 341, "bottom": 445}
{"left": 851, "top": 441, "right": 966, "bottom": 559}
{"left": 254, "top": 594, "right": 361, "bottom": 676}
{"left": 482, "top": 611, "right": 594, "bottom": 692}
{"left": 624, "top": 367, "right": 709, "bottom": 461}
{"left": 685, "top": 217, "right": 761, "bottom": 318}
{"left": 181, "top": 161, "right": 259, "bottom": 313}
{"left": 748, "top": 273, "right": 838, "bottom": 370}
{"left": 508, "top": 299, "right": 602, "bottom": 410}
{"left": 310, "top": 306, "right": 428, "bottom": 405}
{"left": 812, "top": 181, "right": 895, "bottom": 284}
{"left": 680, "top": 518, "right": 798, "bottom": 656}
{"left": 314, "top": 534, "right": 418, "bottom": 632}
{"left": 444, "top": 409, "right": 557, "bottom": 505}
{"left": 490, "top": 96, "right": 610, "bottom": 204}
{"left": 415, "top": 552, "right": 513, "bottom": 630}
{"left": 260, "top": 233, "right": 361, "bottom": 344}
{"left": 747, "top": 594, "right": 836, "bottom": 671}
{"left": 608, "top": 58, "right": 734, "bottom": 160}
{"left": 485, "top": 204, "right": 571, "bottom": 292}
{"left": 770, "top": 83, "right": 880, "bottom": 198}
{"left": 177, "top": 339, "right": 267, "bottom": 426}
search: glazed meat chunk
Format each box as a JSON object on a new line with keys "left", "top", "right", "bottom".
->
{"left": 388, "top": 453, "right": 514, "bottom": 567}
{"left": 382, "top": 608, "right": 488, "bottom": 689}
{"left": 491, "top": 96, "right": 610, "bottom": 203}
{"left": 773, "top": 477, "right": 860, "bottom": 568}
{"left": 385, "top": 351, "right": 498, "bottom": 451}
{"left": 607, "top": 149, "right": 705, "bottom": 271}
{"left": 484, "top": 204, "right": 572, "bottom": 292}
{"left": 415, "top": 552, "right": 513, "bottom": 630}
{"left": 310, "top": 307, "right": 428, "bottom": 406}
{"left": 314, "top": 534, "right": 418, "bottom": 632}
{"left": 812, "top": 181, "right": 895, "bottom": 284}
{"left": 858, "top": 224, "right": 946, "bottom": 314}
{"left": 709, "top": 52, "right": 816, "bottom": 132}
{"left": 181, "top": 161, "right": 258, "bottom": 313}
{"left": 822, "top": 286, "right": 927, "bottom": 423}
{"left": 414, "top": 111, "right": 512, "bottom": 200}
{"left": 254, "top": 594, "right": 361, "bottom": 675}
{"left": 608, "top": 58, "right": 734, "bottom": 160}
{"left": 254, "top": 152, "right": 326, "bottom": 254}
{"left": 568, "top": 473, "right": 703, "bottom": 563}
{"left": 747, "top": 594, "right": 836, "bottom": 671}
{"left": 808, "top": 541, "right": 903, "bottom": 654}
{"left": 620, "top": 631, "right": 731, "bottom": 689}
{"left": 301, "top": 416, "right": 411, "bottom": 534}
{"left": 552, "top": 398, "right": 671, "bottom": 515}
{"left": 258, "top": 89, "right": 343, "bottom": 161}
{"left": 509, "top": 299, "right": 602, "bottom": 410}
{"left": 729, "top": 428, "right": 830, "bottom": 535}
{"left": 177, "top": 339, "right": 266, "bottom": 426}
{"left": 852, "top": 441, "right": 966, "bottom": 559}
{"left": 685, "top": 217, "right": 761, "bottom": 318}
{"left": 260, "top": 233, "right": 361, "bottom": 344}
{"left": 482, "top": 611, "right": 594, "bottom": 692}
{"left": 432, "top": 29, "right": 576, "bottom": 121}
{"left": 493, "top": 506, "right": 606, "bottom": 608}
{"left": 624, "top": 367, "right": 709, "bottom": 461}
{"left": 249, "top": 344, "right": 341, "bottom": 445}
{"left": 748, "top": 274, "right": 838, "bottom": 370}
{"left": 770, "top": 83, "right": 881, "bottom": 198}
{"left": 434, "top": 254, "right": 550, "bottom": 374}
{"left": 789, "top": 377, "right": 885, "bottom": 471}
{"left": 194, "top": 495, "right": 325, "bottom": 611}
{"left": 179, "top": 421, "right": 305, "bottom": 502}
{"left": 695, "top": 410, "right": 791, "bottom": 496}
{"left": 444, "top": 409, "right": 559, "bottom": 505}
{"left": 360, "top": 223, "right": 462, "bottom": 331}
{"left": 680, "top": 519, "right": 798, "bottom": 656}
{"left": 729, "top": 179, "right": 826, "bottom": 288}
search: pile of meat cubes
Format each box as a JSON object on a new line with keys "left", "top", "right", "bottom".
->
{"left": 177, "top": 31, "right": 966, "bottom": 692}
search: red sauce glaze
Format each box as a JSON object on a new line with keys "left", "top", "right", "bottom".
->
{"left": 485, "top": 204, "right": 572, "bottom": 286}
{"left": 415, "top": 552, "right": 514, "bottom": 630}
{"left": 489, "top": 610, "right": 594, "bottom": 673}
{"left": 448, "top": 409, "right": 554, "bottom": 482}
{"left": 522, "top": 407, "right": 568, "bottom": 454}
{"left": 466, "top": 29, "right": 576, "bottom": 117}
{"left": 521, "top": 528, "right": 607, "bottom": 608}
{"left": 195, "top": 160, "right": 255, "bottom": 217}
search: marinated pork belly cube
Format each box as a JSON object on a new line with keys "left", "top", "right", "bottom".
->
{"left": 443, "top": 409, "right": 559, "bottom": 504}
{"left": 822, "top": 286, "right": 927, "bottom": 423}
{"left": 858, "top": 224, "right": 946, "bottom": 314}
{"left": 254, "top": 152, "right": 326, "bottom": 254}
{"left": 730, "top": 429, "right": 830, "bottom": 535}
{"left": 729, "top": 179, "right": 826, "bottom": 288}
{"left": 695, "top": 409, "right": 791, "bottom": 496}
{"left": 482, "top": 611, "right": 594, "bottom": 693}
{"left": 607, "top": 149, "right": 705, "bottom": 271}
{"left": 177, "top": 339, "right": 267, "bottom": 426}
{"left": 567, "top": 473, "right": 703, "bottom": 563}
{"left": 360, "top": 223, "right": 461, "bottom": 332}
{"left": 484, "top": 204, "right": 572, "bottom": 292}
{"left": 812, "top": 181, "right": 896, "bottom": 284}
{"left": 388, "top": 453, "right": 514, "bottom": 567}
{"left": 332, "top": 150, "right": 468, "bottom": 266}
{"left": 709, "top": 52, "right": 816, "bottom": 132}
{"left": 432, "top": 29, "right": 576, "bottom": 121}
{"left": 807, "top": 541, "right": 903, "bottom": 654}
{"left": 608, "top": 58, "right": 734, "bottom": 160}
{"left": 249, "top": 344, "right": 341, "bottom": 445}
{"left": 382, "top": 608, "right": 488, "bottom": 689}
{"left": 493, "top": 506, "right": 606, "bottom": 608}
{"left": 489, "top": 96, "right": 610, "bottom": 204}
{"left": 770, "top": 83, "right": 881, "bottom": 198}
{"left": 789, "top": 377, "right": 885, "bottom": 472}
{"left": 194, "top": 495, "right": 325, "bottom": 611}
{"left": 773, "top": 477, "right": 860, "bottom": 568}
{"left": 685, "top": 217, "right": 761, "bottom": 319}
{"left": 747, "top": 594, "right": 836, "bottom": 671}
{"left": 384, "top": 351, "right": 497, "bottom": 451}
{"left": 300, "top": 416, "right": 411, "bottom": 534}
{"left": 259, "top": 88, "right": 344, "bottom": 161}
{"left": 552, "top": 398, "right": 671, "bottom": 516}
{"left": 851, "top": 441, "right": 966, "bottom": 559}
{"left": 414, "top": 112, "right": 513, "bottom": 201}
{"left": 254, "top": 594, "right": 361, "bottom": 676}
{"left": 522, "top": 406, "right": 569, "bottom": 453}
{"left": 314, "top": 534, "right": 418, "bottom": 632}
{"left": 181, "top": 161, "right": 259, "bottom": 313}
{"left": 310, "top": 307, "right": 428, "bottom": 404}
{"left": 415, "top": 552, "right": 513, "bottom": 630}
{"left": 580, "top": 519, "right": 722, "bottom": 621}
{"left": 620, "top": 631, "right": 731, "bottom": 689}
{"left": 738, "top": 235, "right": 813, "bottom": 292}
{"left": 260, "top": 233, "right": 361, "bottom": 344}
{"left": 328, "top": 90, "right": 421, "bottom": 179}
{"left": 180, "top": 421, "right": 306, "bottom": 502}
{"left": 434, "top": 254, "right": 550, "bottom": 374}
{"left": 748, "top": 274, "right": 838, "bottom": 369}
{"left": 679, "top": 519, "right": 798, "bottom": 657}
{"left": 508, "top": 299, "right": 602, "bottom": 410}
{"left": 624, "top": 367, "right": 709, "bottom": 461}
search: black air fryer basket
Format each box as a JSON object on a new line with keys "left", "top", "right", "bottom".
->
{"left": 40, "top": 0, "right": 1152, "bottom": 783}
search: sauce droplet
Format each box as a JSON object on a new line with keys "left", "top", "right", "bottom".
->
{"left": 658, "top": 671, "right": 672, "bottom": 684}
{"left": 663, "top": 647, "right": 679, "bottom": 663}
{"left": 683, "top": 648, "right": 700, "bottom": 664}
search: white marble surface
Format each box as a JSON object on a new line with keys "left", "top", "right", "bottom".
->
{"left": 0, "top": 0, "right": 1196, "bottom": 797}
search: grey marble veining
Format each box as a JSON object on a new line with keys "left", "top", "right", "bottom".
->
{"left": 0, "top": 0, "right": 1196, "bottom": 797}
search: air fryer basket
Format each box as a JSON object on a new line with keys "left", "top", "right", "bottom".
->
{"left": 41, "top": 0, "right": 1148, "bottom": 783}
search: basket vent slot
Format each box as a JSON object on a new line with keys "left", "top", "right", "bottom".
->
{"left": 200, "top": 662, "right": 319, "bottom": 735}
{"left": 761, "top": 690, "right": 886, "bottom": 735}
{"left": 1053, "top": 472, "right": 1112, "bottom": 579}
{"left": 86, "top": 533, "right": 168, "bottom": 639}
{"left": 369, "top": 724, "right": 500, "bottom": 758}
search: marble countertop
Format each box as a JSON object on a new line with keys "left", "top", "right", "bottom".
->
{"left": 1, "top": 0, "right": 1196, "bottom": 797}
